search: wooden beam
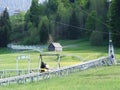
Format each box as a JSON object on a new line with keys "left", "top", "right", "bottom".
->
{"left": 40, "top": 54, "right": 60, "bottom": 56}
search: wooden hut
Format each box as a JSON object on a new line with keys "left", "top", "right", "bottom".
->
{"left": 48, "top": 43, "right": 62, "bottom": 52}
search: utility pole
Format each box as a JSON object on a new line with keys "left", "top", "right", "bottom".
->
{"left": 107, "top": 0, "right": 116, "bottom": 65}
{"left": 108, "top": 0, "right": 112, "bottom": 41}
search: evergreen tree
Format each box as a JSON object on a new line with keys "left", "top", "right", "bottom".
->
{"left": 38, "top": 16, "right": 49, "bottom": 44}
{"left": 0, "top": 27, "right": 4, "bottom": 46}
{"left": 47, "top": 0, "right": 60, "bottom": 14}
{"left": 0, "top": 8, "right": 11, "bottom": 47}
{"left": 68, "top": 10, "right": 80, "bottom": 39}
{"left": 54, "top": 2, "right": 69, "bottom": 40}
{"left": 69, "top": 0, "right": 75, "bottom": 3}
{"left": 85, "top": 10, "right": 97, "bottom": 38}
{"left": 110, "top": 0, "right": 120, "bottom": 47}
{"left": 29, "top": 0, "right": 39, "bottom": 27}
{"left": 10, "top": 12, "right": 25, "bottom": 42}
{"left": 54, "top": 13, "right": 61, "bottom": 40}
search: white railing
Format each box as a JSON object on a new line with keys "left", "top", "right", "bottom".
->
{"left": 7, "top": 44, "right": 47, "bottom": 52}
{"left": 0, "top": 68, "right": 38, "bottom": 79}
{"left": 0, "top": 56, "right": 109, "bottom": 85}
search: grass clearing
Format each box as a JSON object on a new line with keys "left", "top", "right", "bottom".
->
{"left": 0, "top": 39, "right": 120, "bottom": 89}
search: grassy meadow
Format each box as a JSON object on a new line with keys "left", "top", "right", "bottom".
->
{"left": 0, "top": 39, "right": 120, "bottom": 90}
{"left": 0, "top": 39, "right": 110, "bottom": 70}
{"left": 0, "top": 66, "right": 120, "bottom": 90}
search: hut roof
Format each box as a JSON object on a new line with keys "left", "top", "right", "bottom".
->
{"left": 51, "top": 43, "right": 62, "bottom": 48}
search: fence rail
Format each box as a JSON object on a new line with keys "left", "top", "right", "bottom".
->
{"left": 7, "top": 44, "right": 47, "bottom": 52}
{"left": 0, "top": 68, "right": 38, "bottom": 79}
{"left": 0, "top": 56, "right": 109, "bottom": 85}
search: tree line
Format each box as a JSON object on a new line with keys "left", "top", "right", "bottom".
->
{"left": 23, "top": 0, "right": 109, "bottom": 45}
{"left": 0, "top": 0, "right": 120, "bottom": 47}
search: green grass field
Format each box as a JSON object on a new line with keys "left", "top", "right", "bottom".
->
{"left": 0, "top": 40, "right": 107, "bottom": 70}
{"left": 0, "top": 39, "right": 120, "bottom": 90}
{"left": 1, "top": 66, "right": 120, "bottom": 90}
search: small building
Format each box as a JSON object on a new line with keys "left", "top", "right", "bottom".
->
{"left": 48, "top": 42, "right": 62, "bottom": 52}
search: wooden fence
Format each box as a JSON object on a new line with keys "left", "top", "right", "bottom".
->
{"left": 0, "top": 56, "right": 109, "bottom": 85}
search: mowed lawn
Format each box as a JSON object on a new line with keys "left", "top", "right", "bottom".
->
{"left": 0, "top": 66, "right": 120, "bottom": 90}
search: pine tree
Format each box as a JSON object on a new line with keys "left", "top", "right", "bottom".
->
{"left": 110, "top": 0, "right": 120, "bottom": 47}
{"left": 85, "top": 10, "right": 97, "bottom": 38}
{"left": 29, "top": 0, "right": 39, "bottom": 27}
{"left": 0, "top": 8, "right": 11, "bottom": 47}
{"left": 47, "top": 0, "right": 60, "bottom": 14}
{"left": 68, "top": 10, "right": 80, "bottom": 39}
{"left": 38, "top": 16, "right": 49, "bottom": 44}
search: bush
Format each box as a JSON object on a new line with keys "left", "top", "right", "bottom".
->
{"left": 90, "top": 31, "right": 104, "bottom": 46}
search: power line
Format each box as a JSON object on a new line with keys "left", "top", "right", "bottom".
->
{"left": 51, "top": 20, "right": 119, "bottom": 36}
{"left": 11, "top": 12, "right": 120, "bottom": 36}
{"left": 10, "top": 1, "right": 120, "bottom": 36}
{"left": 80, "top": 8, "right": 111, "bottom": 29}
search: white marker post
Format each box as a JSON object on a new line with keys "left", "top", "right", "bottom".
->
{"left": 16, "top": 55, "right": 30, "bottom": 75}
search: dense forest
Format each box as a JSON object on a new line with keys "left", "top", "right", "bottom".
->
{"left": 0, "top": 0, "right": 120, "bottom": 47}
